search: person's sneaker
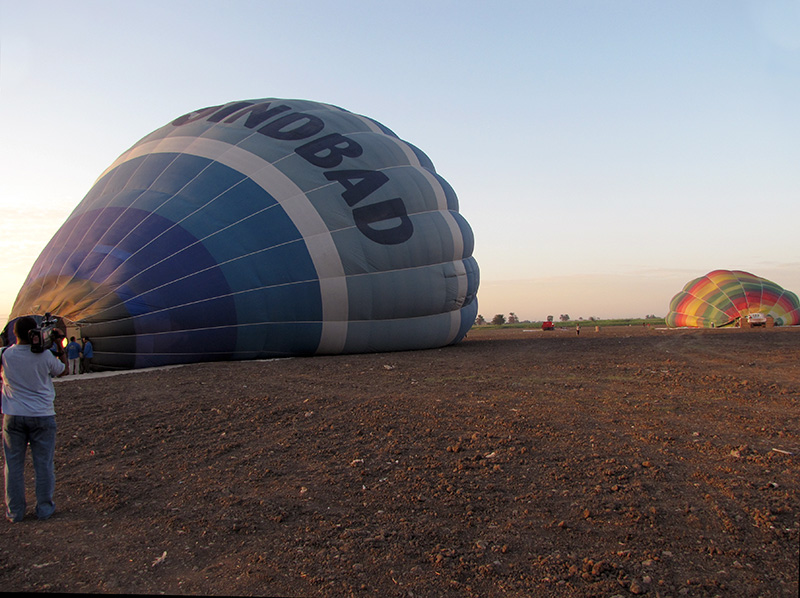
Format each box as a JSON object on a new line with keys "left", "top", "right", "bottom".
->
{"left": 36, "top": 507, "right": 55, "bottom": 520}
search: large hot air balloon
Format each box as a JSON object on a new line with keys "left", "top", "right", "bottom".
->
{"left": 666, "top": 270, "right": 800, "bottom": 328}
{"left": 4, "top": 99, "right": 479, "bottom": 369}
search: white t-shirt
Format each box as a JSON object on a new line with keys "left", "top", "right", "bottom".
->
{"left": 1, "top": 344, "right": 65, "bottom": 416}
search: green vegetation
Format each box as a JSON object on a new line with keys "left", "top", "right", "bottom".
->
{"left": 472, "top": 316, "right": 666, "bottom": 330}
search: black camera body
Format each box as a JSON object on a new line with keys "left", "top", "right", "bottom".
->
{"left": 29, "top": 313, "right": 61, "bottom": 354}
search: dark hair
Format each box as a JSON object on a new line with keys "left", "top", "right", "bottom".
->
{"left": 13, "top": 316, "right": 37, "bottom": 345}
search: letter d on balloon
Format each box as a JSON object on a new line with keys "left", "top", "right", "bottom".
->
{"left": 353, "top": 198, "right": 413, "bottom": 245}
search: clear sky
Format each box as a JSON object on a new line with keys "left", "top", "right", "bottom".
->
{"left": 1, "top": 0, "right": 798, "bottom": 324}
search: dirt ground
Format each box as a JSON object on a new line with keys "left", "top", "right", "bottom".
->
{"left": 0, "top": 324, "right": 797, "bottom": 597}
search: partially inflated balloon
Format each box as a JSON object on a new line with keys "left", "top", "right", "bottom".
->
{"left": 7, "top": 99, "right": 479, "bottom": 369}
{"left": 666, "top": 270, "right": 799, "bottom": 328}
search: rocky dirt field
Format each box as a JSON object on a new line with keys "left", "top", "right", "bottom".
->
{"left": 0, "top": 324, "right": 798, "bottom": 597}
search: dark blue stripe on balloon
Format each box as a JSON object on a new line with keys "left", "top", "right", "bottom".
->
{"left": 454, "top": 300, "right": 479, "bottom": 344}
{"left": 463, "top": 256, "right": 480, "bottom": 307}
{"left": 452, "top": 212, "right": 475, "bottom": 260}
{"left": 432, "top": 172, "right": 460, "bottom": 212}
{"left": 404, "top": 141, "right": 436, "bottom": 172}
{"left": 232, "top": 279, "right": 322, "bottom": 324}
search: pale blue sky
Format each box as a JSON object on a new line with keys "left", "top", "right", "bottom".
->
{"left": 1, "top": 0, "right": 798, "bottom": 323}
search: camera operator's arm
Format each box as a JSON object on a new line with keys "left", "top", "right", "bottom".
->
{"left": 49, "top": 350, "right": 67, "bottom": 378}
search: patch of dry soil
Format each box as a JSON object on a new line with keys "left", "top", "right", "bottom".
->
{"left": 1, "top": 325, "right": 798, "bottom": 596}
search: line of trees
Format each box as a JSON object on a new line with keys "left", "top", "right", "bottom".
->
{"left": 474, "top": 313, "right": 663, "bottom": 326}
{"left": 474, "top": 314, "right": 517, "bottom": 325}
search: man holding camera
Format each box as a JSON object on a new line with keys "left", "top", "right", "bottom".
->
{"left": 0, "top": 316, "right": 66, "bottom": 522}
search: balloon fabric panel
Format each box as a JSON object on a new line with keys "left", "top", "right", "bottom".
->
{"left": 6, "top": 98, "right": 479, "bottom": 369}
{"left": 667, "top": 270, "right": 800, "bottom": 328}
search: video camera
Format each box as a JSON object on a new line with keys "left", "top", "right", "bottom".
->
{"left": 29, "top": 313, "right": 63, "bottom": 354}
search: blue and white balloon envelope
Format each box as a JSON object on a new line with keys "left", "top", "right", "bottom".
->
{"left": 8, "top": 99, "right": 479, "bottom": 369}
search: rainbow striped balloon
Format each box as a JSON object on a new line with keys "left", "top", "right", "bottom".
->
{"left": 666, "top": 270, "right": 800, "bottom": 328}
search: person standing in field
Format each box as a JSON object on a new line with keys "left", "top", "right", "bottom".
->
{"left": 0, "top": 316, "right": 66, "bottom": 522}
{"left": 81, "top": 337, "right": 93, "bottom": 374}
{"left": 66, "top": 337, "right": 82, "bottom": 375}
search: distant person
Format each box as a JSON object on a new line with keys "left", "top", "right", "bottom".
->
{"left": 0, "top": 316, "right": 66, "bottom": 522}
{"left": 66, "top": 336, "right": 82, "bottom": 375}
{"left": 576, "top": 323, "right": 581, "bottom": 336}
{"left": 81, "top": 337, "right": 93, "bottom": 374}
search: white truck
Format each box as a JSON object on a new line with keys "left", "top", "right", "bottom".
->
{"left": 743, "top": 313, "right": 768, "bottom": 327}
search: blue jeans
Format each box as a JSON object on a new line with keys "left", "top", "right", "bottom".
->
{"left": 3, "top": 415, "right": 57, "bottom": 522}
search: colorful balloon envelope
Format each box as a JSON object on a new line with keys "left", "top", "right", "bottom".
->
{"left": 666, "top": 269, "right": 800, "bottom": 328}
{"left": 6, "top": 99, "right": 479, "bottom": 369}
